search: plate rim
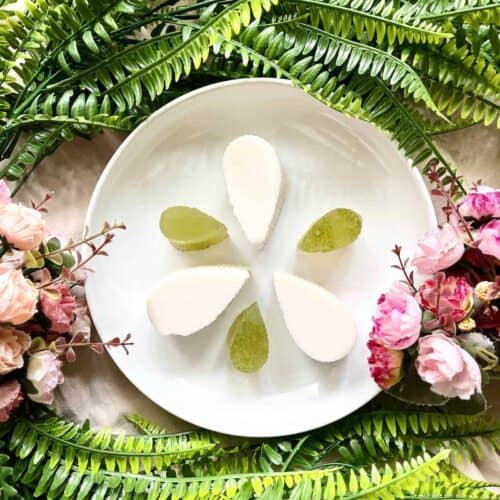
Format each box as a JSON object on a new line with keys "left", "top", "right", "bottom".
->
{"left": 85, "top": 78, "right": 436, "bottom": 437}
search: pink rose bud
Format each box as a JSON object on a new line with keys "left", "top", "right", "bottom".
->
{"left": 416, "top": 333, "right": 482, "bottom": 400}
{"left": 372, "top": 283, "right": 422, "bottom": 350}
{"left": 459, "top": 185, "right": 500, "bottom": 220}
{"left": 0, "top": 326, "right": 31, "bottom": 375}
{"left": 0, "top": 203, "right": 48, "bottom": 250}
{"left": 368, "top": 335, "right": 404, "bottom": 389}
{"left": 418, "top": 273, "right": 473, "bottom": 329}
{"left": 27, "top": 350, "right": 64, "bottom": 405}
{"left": 412, "top": 223, "right": 465, "bottom": 274}
{"left": 0, "top": 380, "right": 24, "bottom": 423}
{"left": 476, "top": 219, "right": 500, "bottom": 260}
{"left": 40, "top": 284, "right": 76, "bottom": 334}
{"left": 0, "top": 264, "right": 38, "bottom": 325}
{"left": 0, "top": 180, "right": 11, "bottom": 206}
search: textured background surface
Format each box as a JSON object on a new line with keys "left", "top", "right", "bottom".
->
{"left": 15, "top": 118, "right": 500, "bottom": 481}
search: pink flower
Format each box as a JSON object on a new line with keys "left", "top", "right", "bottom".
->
{"left": 459, "top": 185, "right": 500, "bottom": 220}
{"left": 416, "top": 333, "right": 481, "bottom": 400}
{"left": 0, "top": 180, "right": 11, "bottom": 206}
{"left": 0, "top": 326, "right": 31, "bottom": 374}
{"left": 372, "top": 283, "right": 422, "bottom": 350}
{"left": 27, "top": 350, "right": 64, "bottom": 405}
{"left": 419, "top": 273, "right": 473, "bottom": 329}
{"left": 412, "top": 224, "right": 465, "bottom": 274}
{"left": 0, "top": 263, "right": 38, "bottom": 325}
{"left": 0, "top": 203, "right": 48, "bottom": 250}
{"left": 39, "top": 284, "right": 76, "bottom": 333}
{"left": 0, "top": 380, "right": 23, "bottom": 422}
{"left": 368, "top": 335, "right": 404, "bottom": 389}
{"left": 476, "top": 220, "right": 500, "bottom": 260}
{"left": 69, "top": 299, "right": 91, "bottom": 341}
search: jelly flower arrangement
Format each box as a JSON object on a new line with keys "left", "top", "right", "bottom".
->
{"left": 368, "top": 163, "right": 499, "bottom": 408}
{"left": 0, "top": 181, "right": 131, "bottom": 422}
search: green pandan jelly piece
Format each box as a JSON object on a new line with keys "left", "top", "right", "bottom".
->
{"left": 159, "top": 206, "right": 228, "bottom": 251}
{"left": 298, "top": 208, "right": 362, "bottom": 252}
{"left": 228, "top": 303, "right": 269, "bottom": 373}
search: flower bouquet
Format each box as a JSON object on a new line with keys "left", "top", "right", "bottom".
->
{"left": 0, "top": 181, "right": 131, "bottom": 422}
{"left": 369, "top": 163, "right": 499, "bottom": 409}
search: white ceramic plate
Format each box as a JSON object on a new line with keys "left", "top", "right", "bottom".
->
{"left": 85, "top": 79, "right": 436, "bottom": 437}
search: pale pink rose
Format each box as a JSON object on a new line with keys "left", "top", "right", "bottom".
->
{"left": 69, "top": 300, "right": 91, "bottom": 341}
{"left": 412, "top": 223, "right": 465, "bottom": 274}
{"left": 459, "top": 185, "right": 500, "bottom": 220}
{"left": 39, "top": 284, "right": 76, "bottom": 333}
{"left": 0, "top": 263, "right": 38, "bottom": 325}
{"left": 367, "top": 334, "right": 404, "bottom": 389}
{"left": 0, "top": 249, "right": 25, "bottom": 268}
{"left": 0, "top": 380, "right": 23, "bottom": 422}
{"left": 416, "top": 333, "right": 481, "bottom": 400}
{"left": 0, "top": 180, "right": 11, "bottom": 206}
{"left": 476, "top": 220, "right": 500, "bottom": 260}
{"left": 0, "top": 326, "right": 31, "bottom": 374}
{"left": 372, "top": 283, "right": 422, "bottom": 350}
{"left": 27, "top": 350, "right": 64, "bottom": 405}
{"left": 0, "top": 203, "right": 48, "bottom": 250}
{"left": 419, "top": 273, "right": 473, "bottom": 329}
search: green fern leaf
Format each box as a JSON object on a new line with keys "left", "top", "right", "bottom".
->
{"left": 285, "top": 0, "right": 453, "bottom": 44}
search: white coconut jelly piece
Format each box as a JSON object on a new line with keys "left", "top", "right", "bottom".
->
{"left": 273, "top": 271, "right": 357, "bottom": 362}
{"left": 223, "top": 135, "right": 282, "bottom": 248}
{"left": 147, "top": 266, "right": 250, "bottom": 336}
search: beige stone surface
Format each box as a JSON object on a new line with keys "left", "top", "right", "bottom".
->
{"left": 14, "top": 120, "right": 500, "bottom": 478}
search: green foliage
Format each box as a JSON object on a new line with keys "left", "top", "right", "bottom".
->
{"left": 9, "top": 415, "right": 219, "bottom": 477}
{"left": 0, "top": 0, "right": 499, "bottom": 191}
{"left": 5, "top": 409, "right": 500, "bottom": 499}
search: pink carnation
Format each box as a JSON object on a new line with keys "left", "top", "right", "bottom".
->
{"left": 0, "top": 263, "right": 38, "bottom": 325}
{"left": 0, "top": 380, "right": 23, "bottom": 423}
{"left": 368, "top": 335, "right": 403, "bottom": 389}
{"left": 27, "top": 350, "right": 64, "bottom": 405}
{"left": 0, "top": 203, "right": 48, "bottom": 251}
{"left": 416, "top": 333, "right": 481, "bottom": 400}
{"left": 419, "top": 273, "right": 473, "bottom": 329}
{"left": 0, "top": 326, "right": 31, "bottom": 375}
{"left": 412, "top": 223, "right": 464, "bottom": 274}
{"left": 476, "top": 219, "right": 500, "bottom": 260}
{"left": 372, "top": 283, "right": 422, "bottom": 350}
{"left": 0, "top": 180, "right": 11, "bottom": 206}
{"left": 40, "top": 284, "right": 76, "bottom": 334}
{"left": 459, "top": 185, "right": 500, "bottom": 220}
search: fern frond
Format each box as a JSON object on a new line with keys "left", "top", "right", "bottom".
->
{"left": 285, "top": 0, "right": 452, "bottom": 44}
{"left": 13, "top": 450, "right": 451, "bottom": 500}
{"left": 300, "top": 410, "right": 500, "bottom": 467}
{"left": 0, "top": 126, "right": 66, "bottom": 187}
{"left": 296, "top": 23, "right": 445, "bottom": 116}
{"left": 101, "top": 0, "right": 279, "bottom": 107}
{"left": 423, "top": 77, "right": 499, "bottom": 127}
{"left": 9, "top": 416, "right": 219, "bottom": 476}
{"left": 416, "top": 0, "right": 500, "bottom": 25}
{"left": 402, "top": 40, "right": 500, "bottom": 97}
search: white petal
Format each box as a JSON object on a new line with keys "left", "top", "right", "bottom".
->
{"left": 147, "top": 266, "right": 250, "bottom": 336}
{"left": 223, "top": 135, "right": 282, "bottom": 249}
{"left": 274, "top": 271, "right": 357, "bottom": 362}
